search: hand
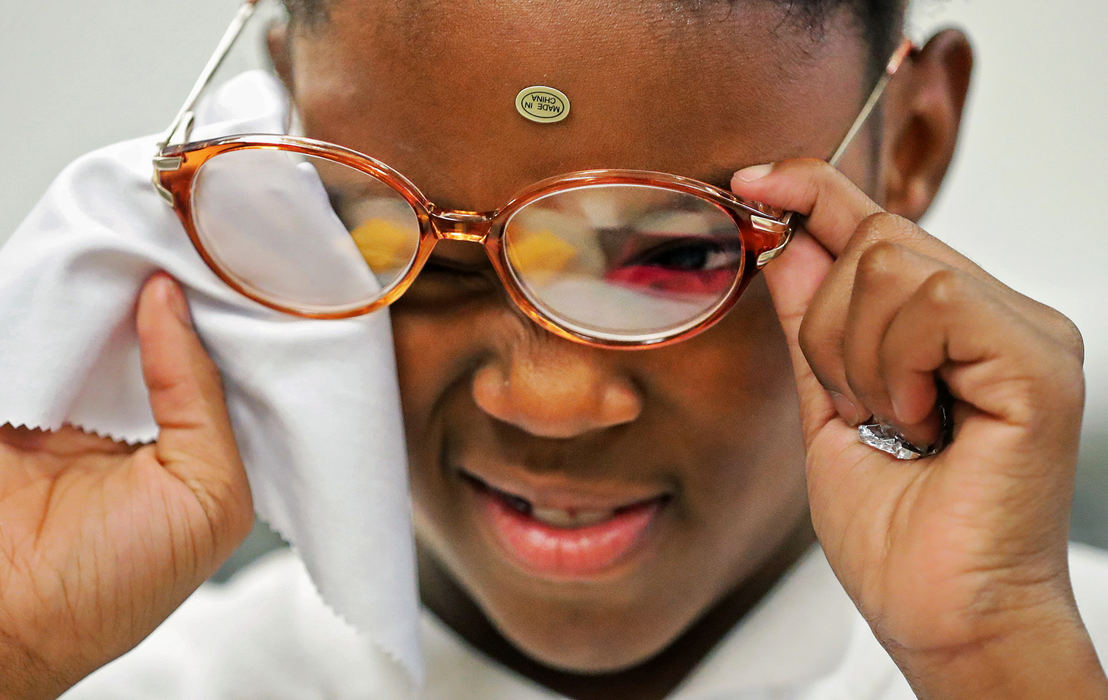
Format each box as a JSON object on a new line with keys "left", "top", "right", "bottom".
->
{"left": 732, "top": 160, "right": 1106, "bottom": 697}
{"left": 0, "top": 275, "right": 254, "bottom": 699}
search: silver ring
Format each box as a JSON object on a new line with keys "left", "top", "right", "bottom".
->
{"left": 858, "top": 400, "right": 953, "bottom": 461}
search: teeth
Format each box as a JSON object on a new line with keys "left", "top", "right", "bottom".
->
{"left": 531, "top": 506, "right": 615, "bottom": 528}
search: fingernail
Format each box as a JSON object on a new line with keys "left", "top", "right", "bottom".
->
{"left": 735, "top": 163, "right": 774, "bottom": 182}
{"left": 829, "top": 391, "right": 864, "bottom": 426}
{"left": 163, "top": 277, "right": 192, "bottom": 327}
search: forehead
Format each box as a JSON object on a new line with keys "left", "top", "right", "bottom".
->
{"left": 288, "top": 0, "right": 867, "bottom": 209}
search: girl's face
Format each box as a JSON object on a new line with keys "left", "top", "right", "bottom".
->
{"left": 279, "top": 0, "right": 876, "bottom": 674}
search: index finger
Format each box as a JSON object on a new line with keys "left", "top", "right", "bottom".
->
{"left": 733, "top": 157, "right": 1078, "bottom": 348}
{"left": 730, "top": 158, "right": 882, "bottom": 257}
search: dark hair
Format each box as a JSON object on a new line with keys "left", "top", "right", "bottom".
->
{"left": 282, "top": 0, "right": 904, "bottom": 76}
{"left": 788, "top": 0, "right": 905, "bottom": 75}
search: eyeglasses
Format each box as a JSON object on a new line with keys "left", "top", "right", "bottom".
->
{"left": 153, "top": 0, "right": 912, "bottom": 349}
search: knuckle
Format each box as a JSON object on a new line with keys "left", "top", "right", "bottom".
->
{"left": 800, "top": 158, "right": 846, "bottom": 199}
{"left": 919, "top": 269, "right": 968, "bottom": 312}
{"left": 854, "top": 213, "right": 894, "bottom": 247}
{"left": 813, "top": 158, "right": 846, "bottom": 183}
{"left": 855, "top": 241, "right": 906, "bottom": 287}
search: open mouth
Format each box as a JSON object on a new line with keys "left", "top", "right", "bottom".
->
{"left": 461, "top": 471, "right": 663, "bottom": 527}
{"left": 459, "top": 470, "right": 669, "bottom": 578}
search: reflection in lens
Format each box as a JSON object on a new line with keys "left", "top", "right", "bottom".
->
{"left": 191, "top": 149, "right": 421, "bottom": 313}
{"left": 503, "top": 184, "right": 743, "bottom": 341}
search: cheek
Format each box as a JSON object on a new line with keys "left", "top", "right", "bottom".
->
{"left": 389, "top": 299, "right": 535, "bottom": 529}
{"left": 390, "top": 314, "right": 450, "bottom": 422}
{"left": 649, "top": 283, "right": 807, "bottom": 551}
{"left": 650, "top": 279, "right": 798, "bottom": 434}
{"left": 389, "top": 306, "right": 482, "bottom": 521}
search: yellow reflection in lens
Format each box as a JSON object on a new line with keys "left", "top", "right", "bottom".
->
{"left": 351, "top": 218, "right": 412, "bottom": 272}
{"left": 507, "top": 229, "right": 578, "bottom": 282}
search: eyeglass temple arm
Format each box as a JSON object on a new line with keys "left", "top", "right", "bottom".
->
{"left": 827, "top": 38, "right": 914, "bottom": 168}
{"left": 757, "top": 39, "right": 912, "bottom": 267}
{"left": 157, "top": 0, "right": 262, "bottom": 150}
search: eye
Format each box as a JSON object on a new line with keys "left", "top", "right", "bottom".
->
{"left": 605, "top": 237, "right": 743, "bottom": 298}
{"left": 637, "top": 239, "right": 737, "bottom": 270}
{"left": 624, "top": 237, "right": 742, "bottom": 271}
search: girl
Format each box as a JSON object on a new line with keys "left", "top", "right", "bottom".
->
{"left": 2, "top": 0, "right": 1106, "bottom": 697}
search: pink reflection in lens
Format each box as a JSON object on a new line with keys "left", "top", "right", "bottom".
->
{"left": 603, "top": 233, "right": 741, "bottom": 298}
{"left": 603, "top": 265, "right": 737, "bottom": 297}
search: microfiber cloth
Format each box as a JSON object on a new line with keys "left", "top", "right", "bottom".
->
{"left": 0, "top": 70, "right": 422, "bottom": 691}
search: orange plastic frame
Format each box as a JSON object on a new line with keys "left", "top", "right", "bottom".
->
{"left": 157, "top": 134, "right": 792, "bottom": 349}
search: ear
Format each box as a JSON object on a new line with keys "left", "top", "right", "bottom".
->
{"left": 267, "top": 20, "right": 296, "bottom": 94}
{"left": 880, "top": 29, "right": 974, "bottom": 222}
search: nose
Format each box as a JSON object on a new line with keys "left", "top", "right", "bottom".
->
{"left": 472, "top": 338, "right": 643, "bottom": 439}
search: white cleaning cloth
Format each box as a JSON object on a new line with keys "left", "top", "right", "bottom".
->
{"left": 0, "top": 71, "right": 421, "bottom": 690}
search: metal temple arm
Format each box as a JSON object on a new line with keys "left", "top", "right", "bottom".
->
{"left": 156, "top": 0, "right": 262, "bottom": 150}
{"left": 828, "top": 39, "right": 914, "bottom": 168}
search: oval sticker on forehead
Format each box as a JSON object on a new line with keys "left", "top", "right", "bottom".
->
{"left": 515, "top": 86, "right": 571, "bottom": 124}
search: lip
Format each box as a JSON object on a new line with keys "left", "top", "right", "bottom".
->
{"left": 459, "top": 467, "right": 669, "bottom": 579}
{"left": 458, "top": 464, "right": 669, "bottom": 512}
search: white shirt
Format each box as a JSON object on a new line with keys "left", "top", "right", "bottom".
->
{"left": 67, "top": 544, "right": 1108, "bottom": 699}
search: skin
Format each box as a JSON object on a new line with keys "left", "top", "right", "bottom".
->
{"left": 0, "top": 1, "right": 1105, "bottom": 698}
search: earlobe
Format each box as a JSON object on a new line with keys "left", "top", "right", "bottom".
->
{"left": 881, "top": 29, "right": 974, "bottom": 222}
{"left": 266, "top": 21, "right": 296, "bottom": 93}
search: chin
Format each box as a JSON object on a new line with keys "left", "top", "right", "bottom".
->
{"left": 487, "top": 597, "right": 687, "bottom": 674}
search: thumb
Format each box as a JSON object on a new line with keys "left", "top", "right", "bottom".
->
{"left": 733, "top": 160, "right": 883, "bottom": 443}
{"left": 760, "top": 230, "right": 841, "bottom": 445}
{"left": 136, "top": 273, "right": 253, "bottom": 543}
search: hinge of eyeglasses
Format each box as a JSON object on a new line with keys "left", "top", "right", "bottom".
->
{"left": 753, "top": 213, "right": 795, "bottom": 268}
{"left": 152, "top": 156, "right": 184, "bottom": 205}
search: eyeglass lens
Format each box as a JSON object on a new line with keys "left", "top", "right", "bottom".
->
{"left": 193, "top": 149, "right": 422, "bottom": 312}
{"left": 502, "top": 185, "right": 743, "bottom": 340}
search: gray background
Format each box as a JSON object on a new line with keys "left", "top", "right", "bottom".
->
{"left": 1, "top": 0, "right": 1105, "bottom": 553}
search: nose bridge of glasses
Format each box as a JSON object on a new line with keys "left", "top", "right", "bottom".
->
{"left": 429, "top": 209, "right": 495, "bottom": 244}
